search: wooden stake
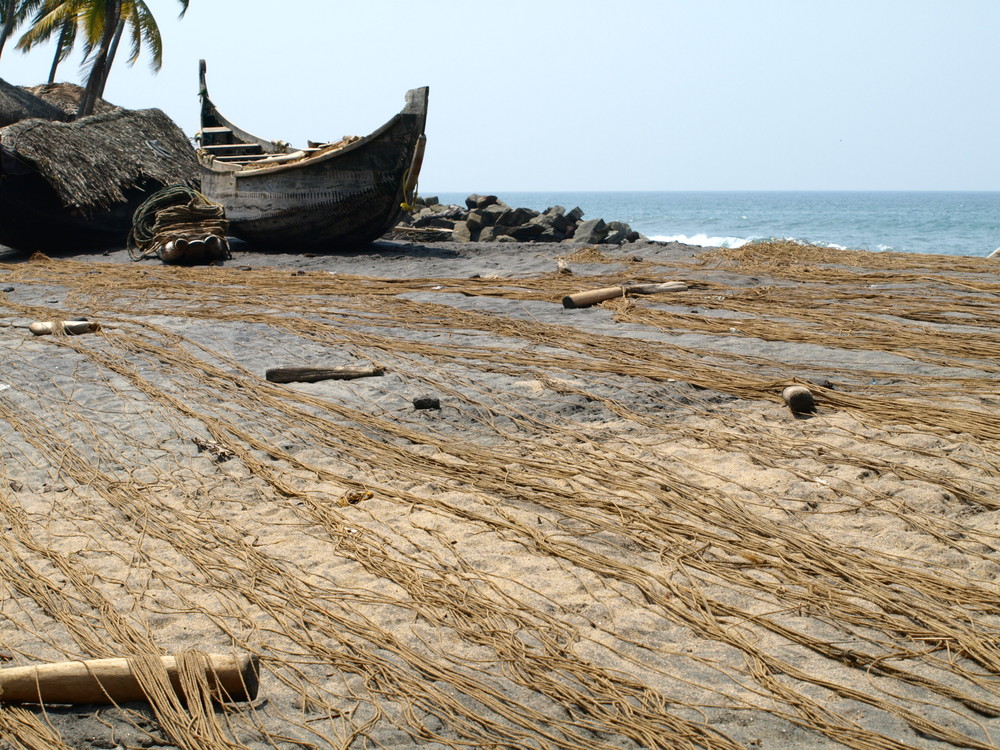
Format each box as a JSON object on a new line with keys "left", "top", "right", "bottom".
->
{"left": 562, "top": 285, "right": 628, "bottom": 308}
{"left": 265, "top": 365, "right": 385, "bottom": 384}
{"left": 0, "top": 653, "right": 259, "bottom": 705}
{"left": 562, "top": 281, "right": 687, "bottom": 308}
{"left": 626, "top": 282, "right": 689, "bottom": 295}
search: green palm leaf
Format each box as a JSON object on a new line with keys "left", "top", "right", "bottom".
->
{"left": 9, "top": 0, "right": 188, "bottom": 115}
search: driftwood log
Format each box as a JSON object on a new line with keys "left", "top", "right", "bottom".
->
{"left": 782, "top": 385, "right": 816, "bottom": 414}
{"left": 28, "top": 320, "right": 101, "bottom": 336}
{"left": 265, "top": 365, "right": 385, "bottom": 384}
{"left": 562, "top": 281, "right": 687, "bottom": 309}
{"left": 0, "top": 653, "right": 259, "bottom": 705}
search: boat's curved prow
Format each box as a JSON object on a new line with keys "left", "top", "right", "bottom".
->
{"left": 197, "top": 60, "right": 285, "bottom": 155}
{"left": 403, "top": 87, "right": 429, "bottom": 134}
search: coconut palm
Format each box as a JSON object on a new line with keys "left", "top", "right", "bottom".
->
{"left": 10, "top": 0, "right": 74, "bottom": 82}
{"left": 0, "top": 0, "right": 45, "bottom": 59}
{"left": 0, "top": 0, "right": 21, "bottom": 59}
{"left": 16, "top": 0, "right": 188, "bottom": 115}
{"left": 44, "top": 13, "right": 74, "bottom": 82}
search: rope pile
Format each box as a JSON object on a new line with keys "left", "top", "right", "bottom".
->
{"left": 127, "top": 185, "right": 230, "bottom": 263}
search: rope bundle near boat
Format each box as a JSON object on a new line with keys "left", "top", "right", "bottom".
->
{"left": 127, "top": 184, "right": 230, "bottom": 264}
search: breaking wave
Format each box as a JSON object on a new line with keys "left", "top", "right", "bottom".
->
{"left": 648, "top": 233, "right": 752, "bottom": 248}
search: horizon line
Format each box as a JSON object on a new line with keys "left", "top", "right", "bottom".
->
{"left": 425, "top": 188, "right": 1000, "bottom": 194}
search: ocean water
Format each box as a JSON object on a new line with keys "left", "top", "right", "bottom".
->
{"left": 431, "top": 191, "right": 1000, "bottom": 258}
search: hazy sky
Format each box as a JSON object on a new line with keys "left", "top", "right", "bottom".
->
{"left": 1, "top": 0, "right": 997, "bottom": 192}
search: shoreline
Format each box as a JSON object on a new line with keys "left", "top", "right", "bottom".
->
{"left": 423, "top": 191, "right": 1000, "bottom": 258}
{"left": 0, "top": 238, "right": 998, "bottom": 749}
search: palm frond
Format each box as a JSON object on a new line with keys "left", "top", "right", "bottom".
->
{"left": 53, "top": 13, "right": 75, "bottom": 61}
{"left": 12, "top": 0, "right": 185, "bottom": 105}
{"left": 15, "top": 2, "right": 75, "bottom": 50}
{"left": 77, "top": 0, "right": 115, "bottom": 47}
{"left": 129, "top": 1, "right": 160, "bottom": 71}
{"left": 13, "top": 0, "right": 48, "bottom": 24}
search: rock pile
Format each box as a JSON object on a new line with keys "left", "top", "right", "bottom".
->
{"left": 393, "top": 194, "right": 645, "bottom": 244}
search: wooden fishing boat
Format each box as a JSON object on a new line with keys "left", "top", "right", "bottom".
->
{"left": 196, "top": 61, "right": 428, "bottom": 252}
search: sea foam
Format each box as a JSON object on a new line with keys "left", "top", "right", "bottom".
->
{"left": 648, "top": 233, "right": 752, "bottom": 248}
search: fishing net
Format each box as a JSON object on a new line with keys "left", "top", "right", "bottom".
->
{"left": 0, "top": 241, "right": 997, "bottom": 749}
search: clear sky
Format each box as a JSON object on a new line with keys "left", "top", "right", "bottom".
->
{"left": 1, "top": 0, "right": 997, "bottom": 192}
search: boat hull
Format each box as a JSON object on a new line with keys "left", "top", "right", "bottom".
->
{"left": 200, "top": 113, "right": 420, "bottom": 251}
{"left": 197, "top": 72, "right": 428, "bottom": 253}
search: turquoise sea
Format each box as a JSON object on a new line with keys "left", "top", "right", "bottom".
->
{"left": 432, "top": 192, "right": 1000, "bottom": 258}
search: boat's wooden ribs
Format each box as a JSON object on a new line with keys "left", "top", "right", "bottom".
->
{"left": 198, "top": 125, "right": 267, "bottom": 162}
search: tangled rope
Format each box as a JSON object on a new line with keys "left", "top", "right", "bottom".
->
{"left": 127, "top": 185, "right": 230, "bottom": 263}
{"left": 1, "top": 247, "right": 998, "bottom": 749}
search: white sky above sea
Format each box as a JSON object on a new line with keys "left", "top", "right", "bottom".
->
{"left": 1, "top": 0, "right": 997, "bottom": 192}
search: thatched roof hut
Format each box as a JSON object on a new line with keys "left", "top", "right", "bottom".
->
{"left": 23, "top": 82, "right": 120, "bottom": 118}
{"left": 0, "top": 107, "right": 200, "bottom": 212}
{"left": 0, "top": 77, "right": 68, "bottom": 127}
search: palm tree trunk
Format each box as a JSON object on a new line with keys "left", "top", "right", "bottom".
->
{"left": 77, "top": 0, "right": 122, "bottom": 117}
{"left": 0, "top": 5, "right": 16, "bottom": 60}
{"left": 48, "top": 44, "right": 63, "bottom": 83}
{"left": 103, "top": 17, "right": 126, "bottom": 90}
{"left": 47, "top": 17, "right": 78, "bottom": 84}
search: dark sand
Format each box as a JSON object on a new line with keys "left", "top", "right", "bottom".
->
{"left": 0, "top": 238, "right": 998, "bottom": 749}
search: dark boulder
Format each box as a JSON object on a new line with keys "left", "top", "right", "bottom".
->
{"left": 452, "top": 222, "right": 479, "bottom": 242}
{"left": 604, "top": 221, "right": 632, "bottom": 244}
{"left": 541, "top": 206, "right": 573, "bottom": 234}
{"left": 466, "top": 193, "right": 500, "bottom": 210}
{"left": 496, "top": 206, "right": 539, "bottom": 227}
{"left": 466, "top": 211, "right": 486, "bottom": 231}
{"left": 479, "top": 226, "right": 504, "bottom": 242}
{"left": 479, "top": 204, "right": 507, "bottom": 226}
{"left": 389, "top": 195, "right": 637, "bottom": 246}
{"left": 572, "top": 218, "right": 609, "bottom": 244}
{"left": 506, "top": 223, "right": 545, "bottom": 241}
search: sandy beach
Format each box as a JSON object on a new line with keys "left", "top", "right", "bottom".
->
{"left": 0, "top": 237, "right": 998, "bottom": 749}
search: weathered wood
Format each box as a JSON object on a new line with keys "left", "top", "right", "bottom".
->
{"left": 0, "top": 653, "right": 259, "bottom": 705}
{"left": 265, "top": 365, "right": 385, "bottom": 384}
{"left": 626, "top": 281, "right": 688, "bottom": 295}
{"left": 402, "top": 134, "right": 427, "bottom": 205}
{"left": 562, "top": 281, "right": 687, "bottom": 309}
{"left": 562, "top": 285, "right": 628, "bottom": 308}
{"left": 28, "top": 320, "right": 101, "bottom": 336}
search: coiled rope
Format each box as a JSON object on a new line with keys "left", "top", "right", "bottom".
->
{"left": 128, "top": 185, "right": 230, "bottom": 263}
